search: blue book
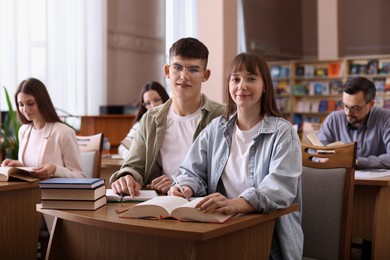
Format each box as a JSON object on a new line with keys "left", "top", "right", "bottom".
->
{"left": 39, "top": 178, "right": 105, "bottom": 189}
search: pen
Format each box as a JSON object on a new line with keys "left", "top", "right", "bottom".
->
{"left": 172, "top": 175, "right": 185, "bottom": 194}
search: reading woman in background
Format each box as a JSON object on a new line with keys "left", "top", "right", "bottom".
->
{"left": 170, "top": 52, "right": 303, "bottom": 259}
{"left": 1, "top": 77, "right": 84, "bottom": 179}
{"left": 118, "top": 81, "right": 169, "bottom": 159}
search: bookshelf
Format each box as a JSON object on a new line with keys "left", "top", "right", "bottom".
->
{"left": 269, "top": 55, "right": 390, "bottom": 132}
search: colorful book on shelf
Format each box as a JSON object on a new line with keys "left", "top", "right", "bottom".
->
{"left": 119, "top": 196, "right": 235, "bottom": 223}
{"left": 379, "top": 60, "right": 390, "bottom": 74}
{"left": 373, "top": 77, "right": 386, "bottom": 92}
{"left": 318, "top": 100, "right": 328, "bottom": 112}
{"left": 270, "top": 65, "right": 281, "bottom": 78}
{"left": 367, "top": 59, "right": 379, "bottom": 74}
{"left": 315, "top": 67, "right": 328, "bottom": 77}
{"left": 329, "top": 80, "right": 343, "bottom": 95}
{"left": 39, "top": 178, "right": 105, "bottom": 189}
{"left": 279, "top": 66, "right": 290, "bottom": 78}
{"left": 293, "top": 84, "right": 308, "bottom": 95}
{"left": 0, "top": 167, "right": 39, "bottom": 182}
{"left": 41, "top": 184, "right": 106, "bottom": 200}
{"left": 327, "top": 62, "right": 341, "bottom": 77}
{"left": 304, "top": 65, "right": 315, "bottom": 78}
{"left": 41, "top": 195, "right": 107, "bottom": 210}
{"left": 106, "top": 189, "right": 158, "bottom": 202}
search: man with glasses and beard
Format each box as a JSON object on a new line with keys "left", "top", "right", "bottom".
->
{"left": 317, "top": 76, "right": 390, "bottom": 170}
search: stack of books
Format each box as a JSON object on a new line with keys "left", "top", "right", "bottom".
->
{"left": 39, "top": 178, "right": 106, "bottom": 210}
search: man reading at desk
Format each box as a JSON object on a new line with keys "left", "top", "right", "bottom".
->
{"left": 317, "top": 76, "right": 390, "bottom": 169}
{"left": 109, "top": 37, "right": 225, "bottom": 196}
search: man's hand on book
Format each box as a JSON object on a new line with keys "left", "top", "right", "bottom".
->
{"left": 111, "top": 175, "right": 141, "bottom": 197}
{"left": 146, "top": 175, "right": 172, "bottom": 195}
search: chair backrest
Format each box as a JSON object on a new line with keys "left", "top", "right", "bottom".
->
{"left": 301, "top": 142, "right": 357, "bottom": 260}
{"left": 76, "top": 133, "right": 104, "bottom": 178}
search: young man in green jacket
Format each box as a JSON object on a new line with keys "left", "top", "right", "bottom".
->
{"left": 110, "top": 37, "right": 225, "bottom": 196}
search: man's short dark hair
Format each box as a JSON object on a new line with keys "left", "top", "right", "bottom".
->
{"left": 342, "top": 76, "right": 376, "bottom": 103}
{"left": 169, "top": 37, "right": 209, "bottom": 68}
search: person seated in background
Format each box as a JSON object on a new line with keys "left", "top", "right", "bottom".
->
{"left": 110, "top": 37, "right": 225, "bottom": 195}
{"left": 169, "top": 52, "right": 303, "bottom": 259}
{"left": 118, "top": 81, "right": 169, "bottom": 159}
{"left": 317, "top": 76, "right": 390, "bottom": 169}
{"left": 1, "top": 77, "right": 84, "bottom": 179}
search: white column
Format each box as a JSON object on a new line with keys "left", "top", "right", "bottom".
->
{"left": 318, "top": 0, "right": 342, "bottom": 59}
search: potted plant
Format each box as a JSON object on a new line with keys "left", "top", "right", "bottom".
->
{"left": 0, "top": 86, "right": 21, "bottom": 160}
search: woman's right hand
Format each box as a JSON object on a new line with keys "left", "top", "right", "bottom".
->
{"left": 1, "top": 159, "right": 23, "bottom": 167}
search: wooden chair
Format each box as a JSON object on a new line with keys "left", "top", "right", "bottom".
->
{"left": 301, "top": 142, "right": 357, "bottom": 260}
{"left": 76, "top": 133, "right": 104, "bottom": 178}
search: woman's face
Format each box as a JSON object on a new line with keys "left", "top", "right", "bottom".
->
{"left": 143, "top": 90, "right": 163, "bottom": 109}
{"left": 229, "top": 69, "right": 264, "bottom": 112}
{"left": 17, "top": 92, "right": 43, "bottom": 122}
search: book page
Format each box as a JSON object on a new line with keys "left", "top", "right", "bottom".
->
{"left": 122, "top": 190, "right": 158, "bottom": 202}
{"left": 355, "top": 169, "right": 390, "bottom": 179}
{"left": 105, "top": 189, "right": 122, "bottom": 202}
{"left": 305, "top": 133, "right": 324, "bottom": 146}
{"left": 0, "top": 167, "right": 37, "bottom": 182}
{"left": 119, "top": 196, "right": 189, "bottom": 219}
{"left": 106, "top": 189, "right": 158, "bottom": 202}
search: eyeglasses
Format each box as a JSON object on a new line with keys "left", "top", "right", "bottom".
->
{"left": 341, "top": 102, "right": 370, "bottom": 113}
{"left": 143, "top": 98, "right": 162, "bottom": 108}
{"left": 169, "top": 64, "right": 205, "bottom": 77}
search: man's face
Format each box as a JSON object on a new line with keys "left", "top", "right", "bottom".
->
{"left": 163, "top": 56, "right": 210, "bottom": 101}
{"left": 342, "top": 91, "right": 374, "bottom": 127}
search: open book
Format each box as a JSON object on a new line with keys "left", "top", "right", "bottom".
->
{"left": 305, "top": 133, "right": 344, "bottom": 153}
{"left": 0, "top": 167, "right": 38, "bottom": 182}
{"left": 106, "top": 189, "right": 158, "bottom": 202}
{"left": 119, "top": 196, "right": 234, "bottom": 223}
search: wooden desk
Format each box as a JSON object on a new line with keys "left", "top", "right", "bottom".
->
{"left": 78, "top": 115, "right": 135, "bottom": 154}
{"left": 0, "top": 182, "right": 41, "bottom": 259}
{"left": 37, "top": 203, "right": 298, "bottom": 259}
{"left": 353, "top": 176, "right": 390, "bottom": 259}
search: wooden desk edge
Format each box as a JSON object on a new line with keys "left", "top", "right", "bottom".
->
{"left": 36, "top": 203, "right": 298, "bottom": 241}
{"left": 0, "top": 181, "right": 39, "bottom": 191}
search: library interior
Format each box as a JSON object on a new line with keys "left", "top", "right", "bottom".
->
{"left": 1, "top": 1, "right": 390, "bottom": 260}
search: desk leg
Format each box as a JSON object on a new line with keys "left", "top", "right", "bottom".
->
{"left": 353, "top": 185, "right": 390, "bottom": 259}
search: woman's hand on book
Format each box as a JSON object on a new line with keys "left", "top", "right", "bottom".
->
{"left": 32, "top": 163, "right": 56, "bottom": 180}
{"left": 196, "top": 193, "right": 255, "bottom": 215}
{"left": 1, "top": 159, "right": 23, "bottom": 167}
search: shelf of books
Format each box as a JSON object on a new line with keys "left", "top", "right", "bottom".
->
{"left": 345, "top": 55, "right": 390, "bottom": 110}
{"left": 291, "top": 59, "right": 345, "bottom": 128}
{"left": 269, "top": 55, "right": 390, "bottom": 133}
{"left": 269, "top": 61, "right": 293, "bottom": 121}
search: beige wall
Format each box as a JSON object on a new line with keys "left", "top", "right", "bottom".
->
{"left": 107, "top": 0, "right": 165, "bottom": 106}
{"left": 106, "top": 0, "right": 390, "bottom": 106}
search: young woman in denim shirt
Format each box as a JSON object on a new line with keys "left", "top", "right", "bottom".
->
{"left": 170, "top": 52, "right": 303, "bottom": 259}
